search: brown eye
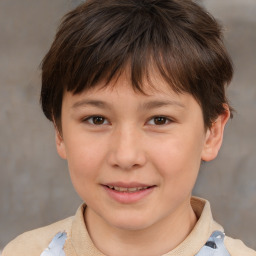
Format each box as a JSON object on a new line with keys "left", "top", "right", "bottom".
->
{"left": 154, "top": 117, "right": 167, "bottom": 125}
{"left": 92, "top": 116, "right": 105, "bottom": 125}
{"left": 84, "top": 116, "right": 108, "bottom": 125}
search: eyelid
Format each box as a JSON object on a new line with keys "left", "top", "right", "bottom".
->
{"left": 146, "top": 116, "right": 174, "bottom": 126}
{"left": 81, "top": 115, "right": 175, "bottom": 127}
{"left": 82, "top": 115, "right": 110, "bottom": 125}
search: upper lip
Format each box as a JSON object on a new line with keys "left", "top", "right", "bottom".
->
{"left": 103, "top": 182, "right": 154, "bottom": 188}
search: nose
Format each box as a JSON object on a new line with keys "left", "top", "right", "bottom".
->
{"left": 107, "top": 126, "right": 147, "bottom": 170}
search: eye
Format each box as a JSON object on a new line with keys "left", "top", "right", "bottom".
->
{"left": 147, "top": 116, "right": 172, "bottom": 125}
{"left": 83, "top": 116, "right": 109, "bottom": 125}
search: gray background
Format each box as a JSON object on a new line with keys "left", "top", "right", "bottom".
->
{"left": 0, "top": 0, "right": 255, "bottom": 251}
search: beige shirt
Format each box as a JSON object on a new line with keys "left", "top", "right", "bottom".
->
{"left": 2, "top": 197, "right": 256, "bottom": 256}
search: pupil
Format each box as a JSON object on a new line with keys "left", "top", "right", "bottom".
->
{"left": 93, "top": 117, "right": 104, "bottom": 125}
{"left": 155, "top": 117, "right": 166, "bottom": 125}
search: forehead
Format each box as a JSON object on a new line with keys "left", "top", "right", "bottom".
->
{"left": 63, "top": 69, "right": 198, "bottom": 113}
{"left": 69, "top": 66, "right": 185, "bottom": 99}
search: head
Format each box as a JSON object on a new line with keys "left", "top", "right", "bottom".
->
{"left": 41, "top": 0, "right": 233, "bottom": 132}
{"left": 40, "top": 0, "right": 233, "bottom": 237}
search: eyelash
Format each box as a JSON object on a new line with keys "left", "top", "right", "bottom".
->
{"left": 83, "top": 116, "right": 109, "bottom": 125}
{"left": 82, "top": 115, "right": 174, "bottom": 126}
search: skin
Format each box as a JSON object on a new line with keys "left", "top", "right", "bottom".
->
{"left": 56, "top": 71, "right": 229, "bottom": 256}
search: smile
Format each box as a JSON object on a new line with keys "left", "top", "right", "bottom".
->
{"left": 103, "top": 183, "right": 156, "bottom": 204}
{"left": 106, "top": 185, "right": 151, "bottom": 192}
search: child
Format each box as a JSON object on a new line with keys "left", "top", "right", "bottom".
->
{"left": 3, "top": 0, "right": 256, "bottom": 255}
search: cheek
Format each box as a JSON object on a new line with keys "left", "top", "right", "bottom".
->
{"left": 151, "top": 133, "right": 203, "bottom": 182}
{"left": 64, "top": 136, "right": 106, "bottom": 183}
{"left": 65, "top": 141, "right": 105, "bottom": 203}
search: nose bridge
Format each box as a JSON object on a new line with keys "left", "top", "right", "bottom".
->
{"left": 108, "top": 124, "right": 146, "bottom": 170}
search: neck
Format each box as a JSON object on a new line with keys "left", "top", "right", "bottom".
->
{"left": 84, "top": 201, "right": 197, "bottom": 256}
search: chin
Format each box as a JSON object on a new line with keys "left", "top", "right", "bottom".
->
{"left": 108, "top": 214, "right": 154, "bottom": 231}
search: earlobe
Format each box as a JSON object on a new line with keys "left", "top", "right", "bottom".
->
{"left": 55, "top": 130, "right": 67, "bottom": 159}
{"left": 201, "top": 107, "right": 230, "bottom": 162}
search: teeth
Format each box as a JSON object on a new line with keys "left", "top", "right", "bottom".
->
{"left": 127, "top": 187, "right": 138, "bottom": 192}
{"left": 115, "top": 187, "right": 127, "bottom": 192}
{"left": 108, "top": 186, "right": 149, "bottom": 192}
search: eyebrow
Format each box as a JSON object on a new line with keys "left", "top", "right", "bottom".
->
{"left": 72, "top": 99, "right": 185, "bottom": 110}
{"left": 141, "top": 100, "right": 185, "bottom": 110}
{"left": 72, "top": 100, "right": 109, "bottom": 109}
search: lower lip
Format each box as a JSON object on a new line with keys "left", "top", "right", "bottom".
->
{"left": 103, "top": 186, "right": 155, "bottom": 204}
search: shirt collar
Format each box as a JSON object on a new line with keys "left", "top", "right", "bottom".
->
{"left": 70, "top": 197, "right": 223, "bottom": 256}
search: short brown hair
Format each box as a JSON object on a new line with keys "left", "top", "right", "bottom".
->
{"left": 41, "top": 0, "right": 233, "bottom": 130}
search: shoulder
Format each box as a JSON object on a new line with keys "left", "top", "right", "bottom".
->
{"left": 2, "top": 216, "right": 73, "bottom": 256}
{"left": 225, "top": 235, "right": 256, "bottom": 256}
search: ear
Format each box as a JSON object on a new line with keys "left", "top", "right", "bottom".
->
{"left": 55, "top": 128, "right": 67, "bottom": 160}
{"left": 201, "top": 106, "right": 230, "bottom": 162}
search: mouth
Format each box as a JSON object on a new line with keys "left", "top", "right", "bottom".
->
{"left": 105, "top": 185, "right": 154, "bottom": 193}
{"left": 102, "top": 183, "right": 156, "bottom": 203}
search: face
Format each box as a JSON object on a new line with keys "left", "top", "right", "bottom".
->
{"left": 56, "top": 71, "right": 228, "bottom": 232}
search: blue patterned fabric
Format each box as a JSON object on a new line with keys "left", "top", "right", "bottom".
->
{"left": 195, "top": 231, "right": 231, "bottom": 256}
{"left": 40, "top": 230, "right": 231, "bottom": 256}
{"left": 40, "top": 232, "right": 67, "bottom": 256}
